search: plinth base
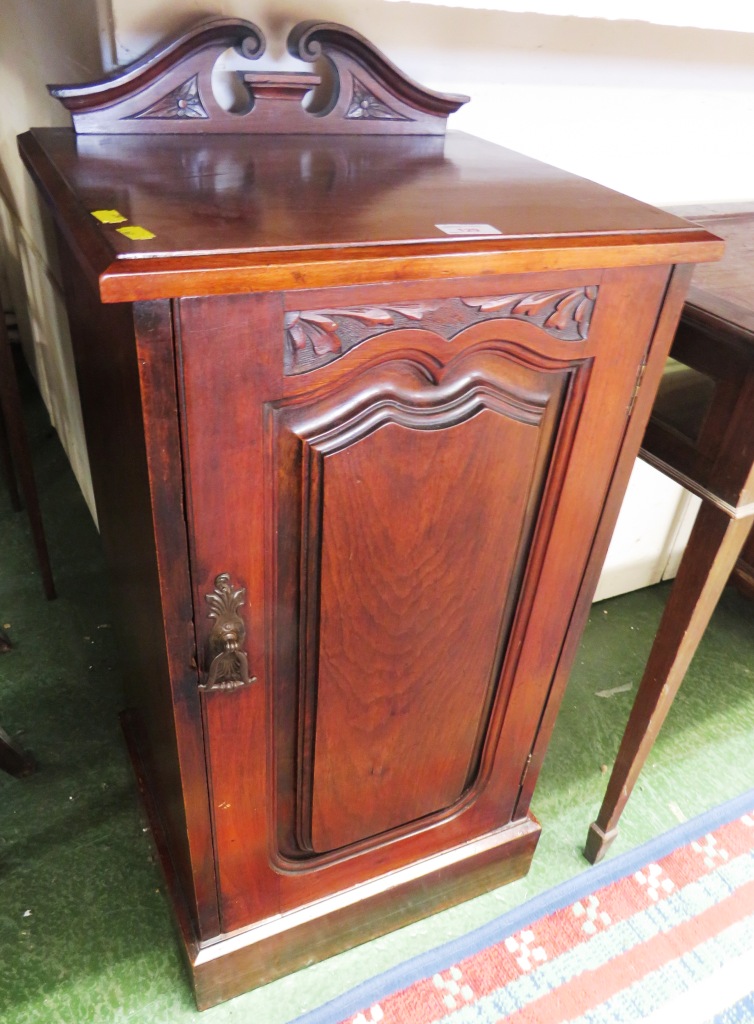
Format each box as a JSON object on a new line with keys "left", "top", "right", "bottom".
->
{"left": 123, "top": 710, "right": 541, "bottom": 1010}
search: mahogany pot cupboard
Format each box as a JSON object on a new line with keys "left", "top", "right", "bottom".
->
{"left": 19, "top": 19, "right": 722, "bottom": 1008}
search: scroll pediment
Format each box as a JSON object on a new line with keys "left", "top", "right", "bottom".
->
{"left": 48, "top": 18, "right": 468, "bottom": 136}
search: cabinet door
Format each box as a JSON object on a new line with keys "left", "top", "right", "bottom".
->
{"left": 175, "top": 267, "right": 670, "bottom": 932}
{"left": 270, "top": 343, "right": 570, "bottom": 856}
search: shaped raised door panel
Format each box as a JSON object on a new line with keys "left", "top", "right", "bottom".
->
{"left": 270, "top": 341, "right": 577, "bottom": 857}
{"left": 312, "top": 410, "right": 539, "bottom": 851}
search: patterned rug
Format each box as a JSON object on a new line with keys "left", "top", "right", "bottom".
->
{"left": 291, "top": 789, "right": 754, "bottom": 1024}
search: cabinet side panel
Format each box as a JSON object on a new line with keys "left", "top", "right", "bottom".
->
{"left": 57, "top": 237, "right": 216, "bottom": 935}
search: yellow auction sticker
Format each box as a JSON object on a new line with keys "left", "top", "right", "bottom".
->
{"left": 116, "top": 225, "right": 156, "bottom": 240}
{"left": 91, "top": 209, "right": 127, "bottom": 224}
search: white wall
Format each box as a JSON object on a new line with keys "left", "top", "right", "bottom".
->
{"left": 107, "top": 2, "right": 754, "bottom": 205}
{"left": 2, "top": 2, "right": 752, "bottom": 591}
{"left": 382, "top": 0, "right": 754, "bottom": 32}
{"left": 0, "top": 0, "right": 102, "bottom": 517}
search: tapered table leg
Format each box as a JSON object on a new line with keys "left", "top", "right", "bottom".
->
{"left": 585, "top": 502, "right": 754, "bottom": 864}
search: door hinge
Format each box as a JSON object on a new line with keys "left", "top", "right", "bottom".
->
{"left": 628, "top": 356, "right": 649, "bottom": 417}
{"left": 519, "top": 752, "right": 533, "bottom": 789}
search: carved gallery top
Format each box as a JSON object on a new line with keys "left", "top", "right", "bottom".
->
{"left": 20, "top": 18, "right": 720, "bottom": 303}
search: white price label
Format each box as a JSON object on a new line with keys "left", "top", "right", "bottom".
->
{"left": 435, "top": 223, "right": 502, "bottom": 235}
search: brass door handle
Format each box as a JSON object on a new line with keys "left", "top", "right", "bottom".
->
{"left": 200, "top": 573, "right": 256, "bottom": 692}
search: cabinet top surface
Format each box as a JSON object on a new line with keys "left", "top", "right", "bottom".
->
{"left": 21, "top": 127, "right": 721, "bottom": 302}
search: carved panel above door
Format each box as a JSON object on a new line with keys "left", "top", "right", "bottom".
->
{"left": 284, "top": 288, "right": 598, "bottom": 374}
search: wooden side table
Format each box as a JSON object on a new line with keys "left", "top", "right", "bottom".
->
{"left": 585, "top": 206, "right": 754, "bottom": 864}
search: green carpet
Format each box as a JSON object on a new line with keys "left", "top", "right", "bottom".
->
{"left": 1, "top": 363, "right": 753, "bottom": 1024}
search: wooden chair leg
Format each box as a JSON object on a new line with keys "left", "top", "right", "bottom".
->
{"left": 0, "top": 397, "right": 22, "bottom": 510}
{"left": 0, "top": 309, "right": 55, "bottom": 600}
{"left": 0, "top": 722, "right": 36, "bottom": 777}
{"left": 585, "top": 502, "right": 754, "bottom": 864}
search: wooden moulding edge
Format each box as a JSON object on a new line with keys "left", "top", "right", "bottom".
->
{"left": 97, "top": 234, "right": 724, "bottom": 304}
